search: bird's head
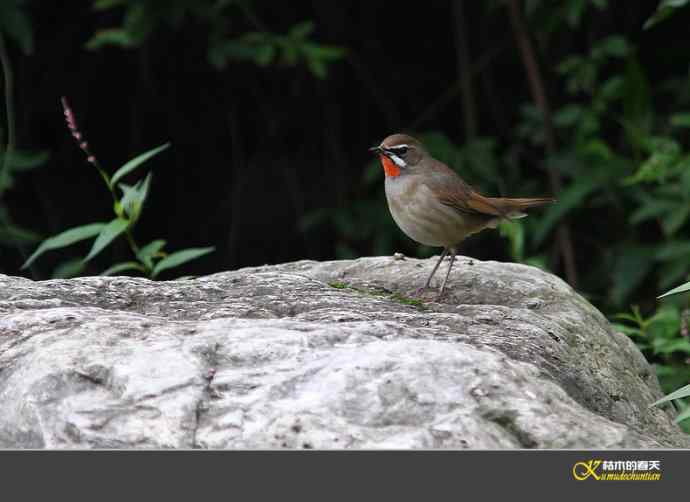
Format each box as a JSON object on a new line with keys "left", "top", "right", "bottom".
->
{"left": 369, "top": 133, "right": 426, "bottom": 177}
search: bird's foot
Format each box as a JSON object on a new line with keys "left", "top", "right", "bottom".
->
{"left": 413, "top": 286, "right": 448, "bottom": 301}
{"left": 435, "top": 284, "right": 452, "bottom": 301}
{"left": 412, "top": 286, "right": 429, "bottom": 297}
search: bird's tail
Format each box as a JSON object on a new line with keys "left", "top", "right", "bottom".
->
{"left": 488, "top": 197, "right": 556, "bottom": 219}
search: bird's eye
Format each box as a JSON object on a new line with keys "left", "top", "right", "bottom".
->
{"left": 396, "top": 147, "right": 408, "bottom": 155}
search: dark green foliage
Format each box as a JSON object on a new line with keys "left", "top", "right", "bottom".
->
{"left": 85, "top": 0, "right": 345, "bottom": 79}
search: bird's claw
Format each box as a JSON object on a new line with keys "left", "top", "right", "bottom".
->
{"left": 413, "top": 286, "right": 429, "bottom": 297}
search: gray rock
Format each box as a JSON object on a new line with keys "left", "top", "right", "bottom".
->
{"left": 0, "top": 255, "right": 686, "bottom": 449}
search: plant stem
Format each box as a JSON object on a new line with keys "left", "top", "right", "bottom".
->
{"left": 0, "top": 33, "right": 14, "bottom": 180}
{"left": 507, "top": 0, "right": 578, "bottom": 287}
{"left": 0, "top": 33, "right": 41, "bottom": 279}
{"left": 87, "top": 139, "right": 145, "bottom": 274}
{"left": 60, "top": 96, "right": 146, "bottom": 273}
{"left": 125, "top": 229, "right": 140, "bottom": 255}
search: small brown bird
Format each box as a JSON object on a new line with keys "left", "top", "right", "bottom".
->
{"left": 370, "top": 133, "right": 555, "bottom": 297}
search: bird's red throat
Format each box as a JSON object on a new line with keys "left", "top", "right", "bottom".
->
{"left": 379, "top": 155, "right": 401, "bottom": 177}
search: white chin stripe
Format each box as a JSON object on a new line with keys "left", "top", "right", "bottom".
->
{"left": 389, "top": 154, "right": 406, "bottom": 167}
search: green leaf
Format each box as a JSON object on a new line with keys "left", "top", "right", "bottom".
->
{"left": 282, "top": 42, "right": 299, "bottom": 66}
{"left": 653, "top": 338, "right": 690, "bottom": 355}
{"left": 565, "top": 0, "right": 587, "bottom": 27}
{"left": 610, "top": 246, "right": 656, "bottom": 305}
{"left": 670, "top": 113, "right": 690, "bottom": 128}
{"left": 52, "top": 259, "right": 86, "bottom": 279}
{"left": 122, "top": 3, "right": 152, "bottom": 44}
{"left": 556, "top": 56, "right": 582, "bottom": 76}
{"left": 119, "top": 172, "right": 152, "bottom": 222}
{"left": 254, "top": 44, "right": 275, "bottom": 66}
{"left": 93, "top": 0, "right": 128, "bottom": 10}
{"left": 0, "top": 150, "right": 50, "bottom": 171}
{"left": 499, "top": 220, "right": 524, "bottom": 262}
{"left": 22, "top": 223, "right": 106, "bottom": 269}
{"left": 661, "top": 204, "right": 690, "bottom": 236}
{"left": 208, "top": 36, "right": 273, "bottom": 68}
{"left": 0, "top": 222, "right": 41, "bottom": 245}
{"left": 613, "top": 312, "right": 641, "bottom": 324}
{"left": 658, "top": 259, "right": 689, "bottom": 289}
{"left": 644, "top": 0, "right": 690, "bottom": 30}
{"left": 137, "top": 239, "right": 167, "bottom": 269}
{"left": 626, "top": 137, "right": 682, "bottom": 184}
{"left": 659, "top": 281, "right": 690, "bottom": 299}
{"left": 0, "top": 3, "right": 34, "bottom": 54}
{"left": 675, "top": 406, "right": 690, "bottom": 424}
{"left": 532, "top": 178, "right": 598, "bottom": 246}
{"left": 85, "top": 29, "right": 135, "bottom": 50}
{"left": 0, "top": 165, "right": 12, "bottom": 193}
{"left": 101, "top": 261, "right": 146, "bottom": 276}
{"left": 622, "top": 56, "right": 651, "bottom": 128}
{"left": 289, "top": 21, "right": 314, "bottom": 39}
{"left": 651, "top": 383, "right": 690, "bottom": 407}
{"left": 110, "top": 143, "right": 169, "bottom": 186}
{"left": 306, "top": 57, "right": 327, "bottom": 79}
{"left": 612, "top": 322, "right": 641, "bottom": 338}
{"left": 83, "top": 218, "right": 129, "bottom": 262}
{"left": 654, "top": 241, "right": 690, "bottom": 260}
{"left": 598, "top": 76, "right": 625, "bottom": 101}
{"left": 647, "top": 306, "right": 681, "bottom": 338}
{"left": 629, "top": 198, "right": 677, "bottom": 225}
{"left": 579, "top": 139, "right": 612, "bottom": 161}
{"left": 553, "top": 104, "right": 582, "bottom": 128}
{"left": 598, "top": 35, "right": 628, "bottom": 58}
{"left": 302, "top": 44, "right": 346, "bottom": 61}
{"left": 152, "top": 247, "right": 214, "bottom": 278}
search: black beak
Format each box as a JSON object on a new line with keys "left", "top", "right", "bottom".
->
{"left": 369, "top": 146, "right": 382, "bottom": 154}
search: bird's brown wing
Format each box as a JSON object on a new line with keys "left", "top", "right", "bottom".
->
{"left": 421, "top": 160, "right": 506, "bottom": 219}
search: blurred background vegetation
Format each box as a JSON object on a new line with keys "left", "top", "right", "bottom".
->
{"left": 1, "top": 0, "right": 690, "bottom": 425}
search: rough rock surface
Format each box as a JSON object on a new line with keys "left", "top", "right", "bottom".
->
{"left": 0, "top": 256, "right": 686, "bottom": 449}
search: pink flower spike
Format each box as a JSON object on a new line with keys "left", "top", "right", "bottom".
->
{"left": 62, "top": 96, "right": 100, "bottom": 168}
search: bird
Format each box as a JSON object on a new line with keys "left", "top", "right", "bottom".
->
{"left": 370, "top": 133, "right": 555, "bottom": 298}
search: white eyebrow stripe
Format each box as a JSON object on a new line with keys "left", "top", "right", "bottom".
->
{"left": 387, "top": 144, "right": 409, "bottom": 150}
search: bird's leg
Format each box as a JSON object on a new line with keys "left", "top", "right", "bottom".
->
{"left": 425, "top": 248, "right": 449, "bottom": 288}
{"left": 437, "top": 248, "right": 457, "bottom": 298}
{"left": 414, "top": 248, "right": 448, "bottom": 296}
